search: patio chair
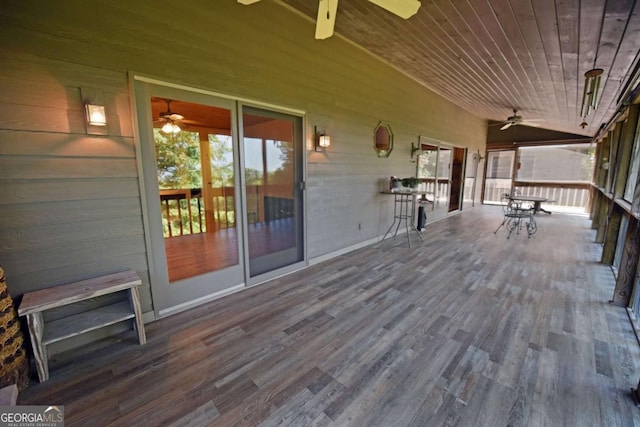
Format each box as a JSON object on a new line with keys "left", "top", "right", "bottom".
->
{"left": 494, "top": 193, "right": 537, "bottom": 238}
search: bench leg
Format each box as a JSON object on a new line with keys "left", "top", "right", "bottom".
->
{"left": 128, "top": 287, "right": 146, "bottom": 345}
{"left": 26, "top": 312, "right": 48, "bottom": 382}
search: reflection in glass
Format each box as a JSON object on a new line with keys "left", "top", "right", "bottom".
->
{"left": 151, "top": 97, "right": 239, "bottom": 282}
{"left": 243, "top": 110, "right": 302, "bottom": 277}
{"left": 417, "top": 144, "right": 439, "bottom": 214}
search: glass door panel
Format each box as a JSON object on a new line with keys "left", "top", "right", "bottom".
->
{"left": 484, "top": 150, "right": 516, "bottom": 203}
{"left": 417, "top": 144, "right": 438, "bottom": 191}
{"left": 241, "top": 106, "right": 304, "bottom": 278}
{"left": 417, "top": 141, "right": 455, "bottom": 220}
{"left": 135, "top": 81, "right": 245, "bottom": 314}
{"left": 464, "top": 150, "right": 479, "bottom": 208}
{"left": 434, "top": 146, "right": 452, "bottom": 220}
{"left": 152, "top": 98, "right": 240, "bottom": 282}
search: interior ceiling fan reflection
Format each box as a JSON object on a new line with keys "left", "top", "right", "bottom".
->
{"left": 491, "top": 109, "right": 542, "bottom": 131}
{"left": 238, "top": 0, "right": 421, "bottom": 39}
{"left": 156, "top": 99, "right": 184, "bottom": 134}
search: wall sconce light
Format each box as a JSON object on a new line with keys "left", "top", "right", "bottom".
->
{"left": 315, "top": 126, "right": 330, "bottom": 152}
{"left": 85, "top": 104, "right": 107, "bottom": 126}
{"left": 580, "top": 68, "right": 603, "bottom": 118}
{"left": 410, "top": 142, "right": 421, "bottom": 158}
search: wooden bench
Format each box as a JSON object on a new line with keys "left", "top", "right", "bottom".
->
{"left": 18, "top": 270, "right": 146, "bottom": 382}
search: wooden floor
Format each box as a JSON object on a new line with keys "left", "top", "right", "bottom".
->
{"left": 20, "top": 206, "right": 640, "bottom": 426}
{"left": 165, "top": 219, "right": 295, "bottom": 282}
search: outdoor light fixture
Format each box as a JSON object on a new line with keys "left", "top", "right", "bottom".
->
{"left": 580, "top": 68, "right": 604, "bottom": 118}
{"left": 161, "top": 121, "right": 181, "bottom": 134}
{"left": 159, "top": 99, "right": 183, "bottom": 134}
{"left": 85, "top": 104, "right": 107, "bottom": 126}
{"left": 410, "top": 142, "right": 421, "bottom": 158}
{"left": 315, "top": 126, "right": 330, "bottom": 151}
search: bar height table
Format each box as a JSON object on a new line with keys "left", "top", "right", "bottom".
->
{"left": 380, "top": 190, "right": 426, "bottom": 247}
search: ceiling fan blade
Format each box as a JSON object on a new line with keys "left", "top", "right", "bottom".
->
{"left": 521, "top": 121, "right": 541, "bottom": 127}
{"left": 237, "top": 0, "right": 261, "bottom": 4}
{"left": 500, "top": 122, "right": 513, "bottom": 131}
{"left": 368, "top": 0, "right": 421, "bottom": 19}
{"left": 315, "top": 0, "right": 339, "bottom": 39}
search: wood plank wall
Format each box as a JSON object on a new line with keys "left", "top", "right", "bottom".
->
{"left": 0, "top": 1, "right": 486, "bottom": 332}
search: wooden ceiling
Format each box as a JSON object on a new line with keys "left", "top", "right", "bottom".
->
{"left": 279, "top": 0, "right": 640, "bottom": 137}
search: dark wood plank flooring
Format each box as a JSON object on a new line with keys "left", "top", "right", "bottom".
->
{"left": 19, "top": 206, "right": 640, "bottom": 426}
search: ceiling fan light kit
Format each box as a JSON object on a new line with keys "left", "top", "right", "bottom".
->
{"left": 158, "top": 99, "right": 184, "bottom": 134}
{"left": 490, "top": 108, "right": 542, "bottom": 131}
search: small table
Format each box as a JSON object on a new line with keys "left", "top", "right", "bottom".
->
{"left": 380, "top": 190, "right": 427, "bottom": 247}
{"left": 510, "top": 195, "right": 551, "bottom": 214}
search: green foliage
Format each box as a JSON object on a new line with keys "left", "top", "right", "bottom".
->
{"left": 401, "top": 177, "right": 420, "bottom": 187}
{"left": 154, "top": 129, "right": 202, "bottom": 189}
{"left": 208, "top": 134, "right": 235, "bottom": 186}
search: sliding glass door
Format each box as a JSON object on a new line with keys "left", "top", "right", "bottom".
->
{"left": 135, "top": 81, "right": 305, "bottom": 314}
{"left": 241, "top": 106, "right": 305, "bottom": 279}
{"left": 484, "top": 150, "right": 516, "bottom": 203}
{"left": 416, "top": 138, "right": 456, "bottom": 221}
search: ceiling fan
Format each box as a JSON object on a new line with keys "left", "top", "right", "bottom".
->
{"left": 238, "top": 0, "right": 421, "bottom": 39}
{"left": 156, "top": 100, "right": 184, "bottom": 134}
{"left": 491, "top": 109, "right": 541, "bottom": 131}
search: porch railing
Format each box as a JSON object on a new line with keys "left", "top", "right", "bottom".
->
{"left": 484, "top": 179, "right": 591, "bottom": 211}
{"left": 159, "top": 185, "right": 293, "bottom": 238}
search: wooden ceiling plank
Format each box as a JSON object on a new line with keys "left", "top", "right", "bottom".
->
{"left": 575, "top": 0, "right": 606, "bottom": 134}
{"left": 339, "top": 5, "right": 491, "bottom": 105}
{"left": 587, "top": 0, "right": 638, "bottom": 132}
{"left": 430, "top": 0, "right": 528, "bottom": 117}
{"left": 486, "top": 0, "right": 550, "bottom": 115}
{"left": 531, "top": 0, "right": 570, "bottom": 129}
{"left": 555, "top": 0, "right": 580, "bottom": 126}
{"left": 363, "top": 1, "right": 504, "bottom": 106}
{"left": 467, "top": 0, "right": 544, "bottom": 113}
{"left": 509, "top": 0, "right": 563, "bottom": 118}
{"left": 276, "top": 0, "right": 640, "bottom": 136}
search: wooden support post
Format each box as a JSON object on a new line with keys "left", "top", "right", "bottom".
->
{"left": 614, "top": 105, "right": 640, "bottom": 198}
{"left": 601, "top": 206, "right": 621, "bottom": 265}
{"left": 611, "top": 220, "right": 640, "bottom": 306}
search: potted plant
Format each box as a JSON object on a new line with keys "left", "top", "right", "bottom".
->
{"left": 390, "top": 176, "right": 403, "bottom": 189}
{"left": 401, "top": 177, "right": 420, "bottom": 188}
